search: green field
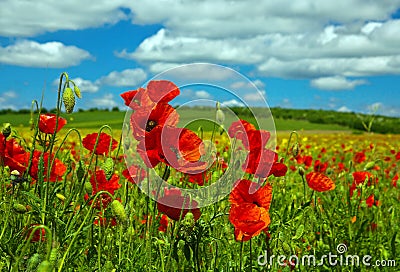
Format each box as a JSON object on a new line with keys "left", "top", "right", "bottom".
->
{"left": 0, "top": 108, "right": 351, "bottom": 132}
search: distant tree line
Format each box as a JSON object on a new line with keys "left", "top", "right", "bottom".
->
{"left": 230, "top": 107, "right": 400, "bottom": 134}
{"left": 0, "top": 107, "right": 121, "bottom": 115}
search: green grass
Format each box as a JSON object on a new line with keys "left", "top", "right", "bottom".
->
{"left": 0, "top": 109, "right": 351, "bottom": 132}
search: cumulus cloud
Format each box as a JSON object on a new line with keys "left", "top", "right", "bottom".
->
{"left": 337, "top": 106, "right": 351, "bottom": 112}
{"left": 221, "top": 99, "right": 244, "bottom": 107}
{"left": 195, "top": 90, "right": 211, "bottom": 99}
{"left": 0, "top": 91, "right": 18, "bottom": 110}
{"left": 0, "top": 40, "right": 92, "bottom": 68}
{"left": 70, "top": 78, "right": 99, "bottom": 93}
{"left": 97, "top": 68, "right": 147, "bottom": 87}
{"left": 90, "top": 93, "right": 118, "bottom": 108}
{"left": 310, "top": 76, "right": 368, "bottom": 90}
{"left": 0, "top": 0, "right": 128, "bottom": 37}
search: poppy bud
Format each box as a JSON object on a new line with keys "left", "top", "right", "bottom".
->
{"left": 2, "top": 123, "right": 11, "bottom": 138}
{"left": 73, "top": 84, "right": 82, "bottom": 99}
{"left": 102, "top": 157, "right": 114, "bottom": 180}
{"left": 13, "top": 203, "right": 28, "bottom": 214}
{"left": 292, "top": 142, "right": 300, "bottom": 157}
{"left": 216, "top": 109, "right": 225, "bottom": 125}
{"left": 76, "top": 161, "right": 85, "bottom": 182}
{"left": 364, "top": 161, "right": 375, "bottom": 171}
{"left": 62, "top": 87, "right": 75, "bottom": 114}
{"left": 84, "top": 181, "right": 92, "bottom": 195}
{"left": 49, "top": 248, "right": 58, "bottom": 266}
{"left": 11, "top": 170, "right": 20, "bottom": 176}
{"left": 56, "top": 193, "right": 66, "bottom": 202}
{"left": 182, "top": 211, "right": 195, "bottom": 228}
{"left": 111, "top": 200, "right": 127, "bottom": 223}
{"left": 36, "top": 260, "right": 52, "bottom": 272}
{"left": 298, "top": 167, "right": 305, "bottom": 177}
{"left": 27, "top": 253, "right": 41, "bottom": 271}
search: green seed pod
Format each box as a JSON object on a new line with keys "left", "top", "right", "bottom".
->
{"left": 73, "top": 84, "right": 82, "bottom": 99}
{"left": 364, "top": 161, "right": 375, "bottom": 171}
{"left": 2, "top": 123, "right": 11, "bottom": 138}
{"left": 292, "top": 142, "right": 300, "bottom": 157}
{"left": 36, "top": 260, "right": 53, "bottom": 272}
{"left": 84, "top": 181, "right": 93, "bottom": 195}
{"left": 56, "top": 193, "right": 66, "bottom": 202}
{"left": 111, "top": 200, "right": 127, "bottom": 223}
{"left": 49, "top": 248, "right": 58, "bottom": 266}
{"left": 62, "top": 87, "right": 75, "bottom": 114}
{"left": 102, "top": 157, "right": 114, "bottom": 180}
{"left": 26, "top": 253, "right": 42, "bottom": 271}
{"left": 13, "top": 203, "right": 28, "bottom": 214}
{"left": 216, "top": 109, "right": 225, "bottom": 125}
{"left": 298, "top": 167, "right": 305, "bottom": 177}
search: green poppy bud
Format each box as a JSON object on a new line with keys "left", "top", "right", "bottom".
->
{"left": 102, "top": 157, "right": 114, "bottom": 180}
{"left": 62, "top": 87, "right": 75, "bottom": 114}
{"left": 111, "top": 200, "right": 127, "bottom": 223}
{"left": 13, "top": 203, "right": 28, "bottom": 214}
{"left": 73, "top": 84, "right": 82, "bottom": 99}
{"left": 2, "top": 123, "right": 11, "bottom": 138}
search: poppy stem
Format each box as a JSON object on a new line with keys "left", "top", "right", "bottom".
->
{"left": 239, "top": 237, "right": 244, "bottom": 271}
{"left": 284, "top": 131, "right": 299, "bottom": 161}
{"left": 249, "top": 238, "right": 253, "bottom": 272}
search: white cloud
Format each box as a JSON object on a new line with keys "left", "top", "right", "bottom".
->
{"left": 310, "top": 76, "right": 368, "bottom": 90}
{"left": 0, "top": 90, "right": 18, "bottom": 110}
{"left": 0, "top": 0, "right": 128, "bottom": 37}
{"left": 221, "top": 99, "right": 244, "bottom": 107}
{"left": 337, "top": 106, "right": 351, "bottom": 112}
{"left": 90, "top": 93, "right": 118, "bottom": 108}
{"left": 243, "top": 91, "right": 266, "bottom": 102}
{"left": 96, "top": 68, "right": 147, "bottom": 87}
{"left": 0, "top": 40, "right": 92, "bottom": 68}
{"left": 195, "top": 90, "right": 211, "bottom": 99}
{"left": 71, "top": 78, "right": 99, "bottom": 93}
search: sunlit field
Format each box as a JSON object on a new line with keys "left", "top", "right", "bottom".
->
{"left": 0, "top": 75, "right": 399, "bottom": 271}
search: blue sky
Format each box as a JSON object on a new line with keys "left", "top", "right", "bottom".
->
{"left": 1, "top": 0, "right": 400, "bottom": 116}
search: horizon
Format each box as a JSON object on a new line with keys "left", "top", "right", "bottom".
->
{"left": 1, "top": 1, "right": 400, "bottom": 117}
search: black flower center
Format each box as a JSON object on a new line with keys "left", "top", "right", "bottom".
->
{"left": 146, "top": 120, "right": 157, "bottom": 132}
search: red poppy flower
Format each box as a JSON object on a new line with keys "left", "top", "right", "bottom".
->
{"left": 366, "top": 194, "right": 375, "bottom": 208}
{"left": 306, "top": 172, "right": 335, "bottom": 192}
{"left": 85, "top": 170, "right": 121, "bottom": 209}
{"left": 314, "top": 160, "right": 328, "bottom": 173}
{"left": 24, "top": 224, "right": 46, "bottom": 242}
{"left": 395, "top": 151, "right": 400, "bottom": 161}
{"left": 130, "top": 102, "right": 179, "bottom": 140}
{"left": 122, "top": 164, "right": 146, "bottom": 184}
{"left": 120, "top": 87, "right": 154, "bottom": 110}
{"left": 228, "top": 120, "right": 270, "bottom": 151}
{"left": 38, "top": 113, "right": 67, "bottom": 134}
{"left": 354, "top": 152, "right": 366, "bottom": 163}
{"left": 0, "top": 134, "right": 29, "bottom": 173}
{"left": 82, "top": 132, "right": 118, "bottom": 155}
{"left": 158, "top": 214, "right": 169, "bottom": 232}
{"left": 137, "top": 126, "right": 207, "bottom": 173}
{"left": 352, "top": 171, "right": 373, "bottom": 185}
{"left": 186, "top": 171, "right": 210, "bottom": 186}
{"left": 147, "top": 80, "right": 180, "bottom": 103}
{"left": 242, "top": 148, "right": 276, "bottom": 178}
{"left": 157, "top": 188, "right": 201, "bottom": 221}
{"left": 269, "top": 161, "right": 288, "bottom": 177}
{"left": 29, "top": 150, "right": 67, "bottom": 182}
{"left": 229, "top": 179, "right": 272, "bottom": 241}
{"left": 94, "top": 212, "right": 118, "bottom": 227}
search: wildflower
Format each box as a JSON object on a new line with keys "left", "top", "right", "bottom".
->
{"left": 158, "top": 214, "right": 169, "bottom": 232}
{"left": 122, "top": 164, "right": 146, "bottom": 184}
{"left": 314, "top": 160, "right": 328, "bottom": 173}
{"left": 0, "top": 134, "right": 29, "bottom": 173}
{"left": 157, "top": 188, "right": 201, "bottom": 221}
{"left": 354, "top": 151, "right": 366, "bottom": 163}
{"left": 120, "top": 87, "right": 152, "bottom": 110}
{"left": 229, "top": 179, "right": 272, "bottom": 241}
{"left": 84, "top": 170, "right": 121, "bottom": 209}
{"left": 137, "top": 126, "right": 207, "bottom": 173}
{"left": 82, "top": 132, "right": 118, "bottom": 156}
{"left": 147, "top": 80, "right": 180, "bottom": 103}
{"left": 305, "top": 172, "right": 335, "bottom": 192}
{"left": 24, "top": 224, "right": 46, "bottom": 242}
{"left": 29, "top": 150, "right": 67, "bottom": 182}
{"left": 352, "top": 171, "right": 373, "bottom": 185}
{"left": 38, "top": 113, "right": 67, "bottom": 134}
{"left": 130, "top": 102, "right": 179, "bottom": 140}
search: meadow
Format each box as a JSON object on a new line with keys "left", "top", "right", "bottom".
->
{"left": 0, "top": 76, "right": 399, "bottom": 271}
